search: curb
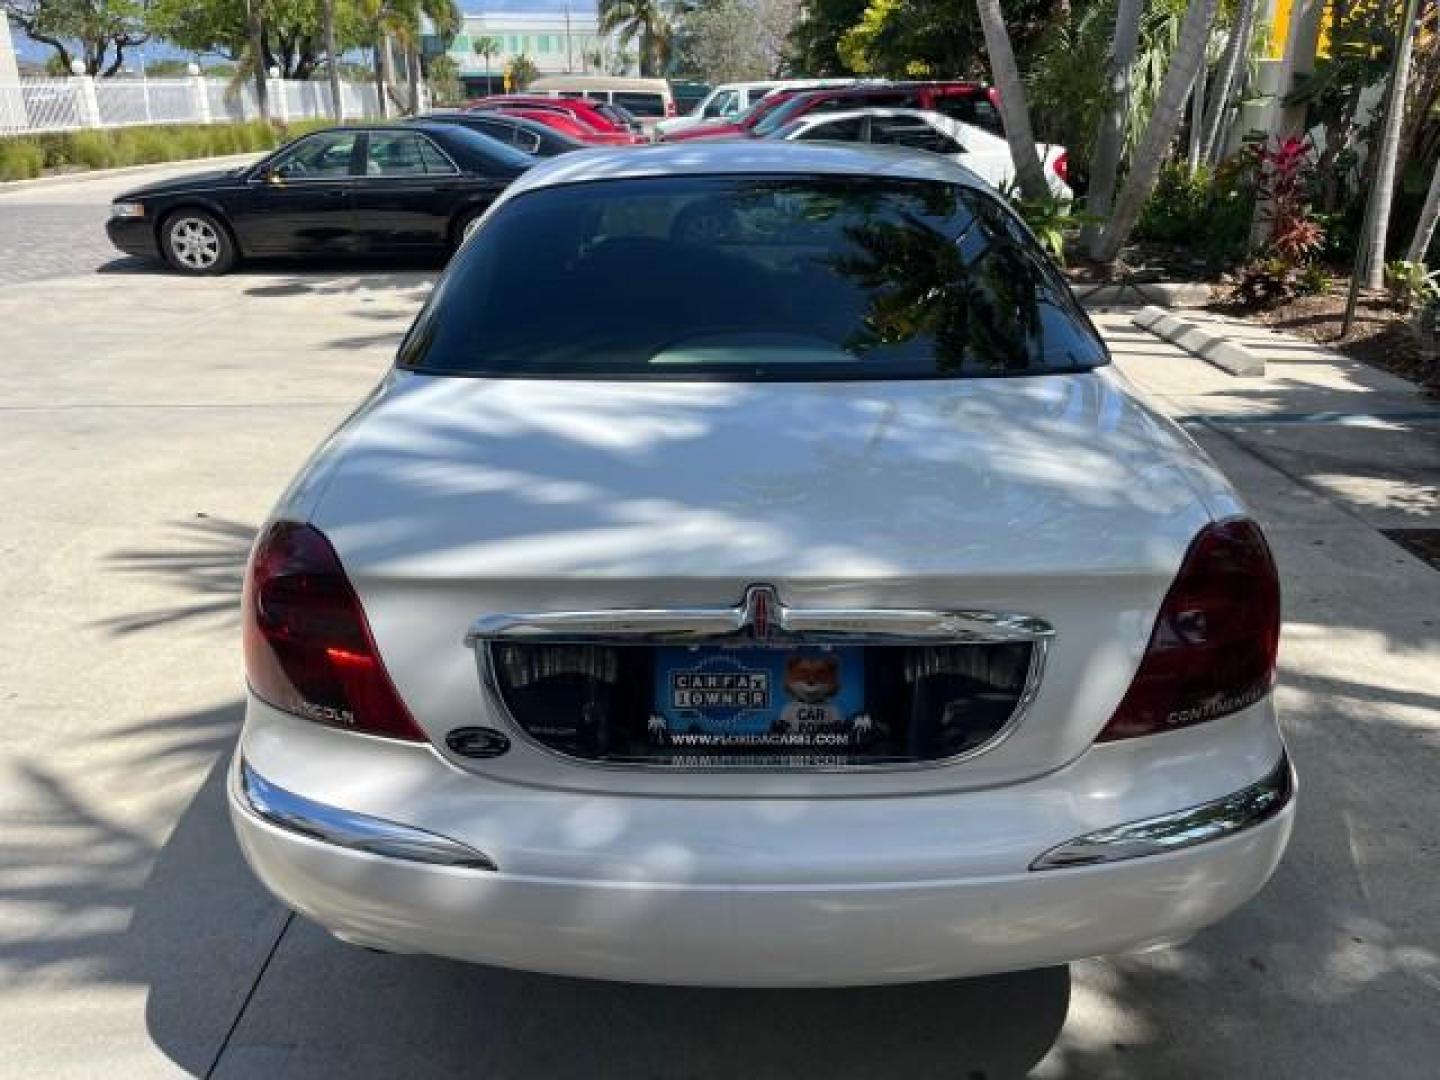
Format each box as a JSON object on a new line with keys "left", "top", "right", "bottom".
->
{"left": 1074, "top": 280, "right": 1212, "bottom": 309}
{"left": 0, "top": 152, "right": 262, "bottom": 195}
{"left": 1132, "top": 305, "right": 1265, "bottom": 376}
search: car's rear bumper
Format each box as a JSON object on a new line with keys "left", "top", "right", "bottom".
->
{"left": 105, "top": 216, "right": 159, "bottom": 258}
{"left": 229, "top": 700, "right": 1294, "bottom": 987}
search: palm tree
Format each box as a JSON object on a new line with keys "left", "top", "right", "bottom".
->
{"left": 1082, "top": 0, "right": 1143, "bottom": 256}
{"left": 360, "top": 0, "right": 460, "bottom": 116}
{"left": 973, "top": 0, "right": 1048, "bottom": 201}
{"left": 598, "top": 0, "right": 672, "bottom": 77}
{"left": 1406, "top": 159, "right": 1440, "bottom": 264}
{"left": 1357, "top": 0, "right": 1421, "bottom": 289}
{"left": 1092, "top": 0, "right": 1219, "bottom": 265}
{"left": 1199, "top": 0, "right": 1257, "bottom": 166}
{"left": 243, "top": 0, "right": 269, "bottom": 122}
{"left": 472, "top": 34, "right": 502, "bottom": 91}
{"left": 323, "top": 0, "right": 343, "bottom": 121}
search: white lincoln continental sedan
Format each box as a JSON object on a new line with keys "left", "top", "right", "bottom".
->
{"left": 229, "top": 142, "right": 1295, "bottom": 987}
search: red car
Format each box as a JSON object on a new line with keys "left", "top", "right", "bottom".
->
{"left": 467, "top": 95, "right": 645, "bottom": 144}
{"left": 479, "top": 106, "right": 634, "bottom": 146}
{"left": 672, "top": 82, "right": 1005, "bottom": 142}
{"left": 661, "top": 89, "right": 810, "bottom": 143}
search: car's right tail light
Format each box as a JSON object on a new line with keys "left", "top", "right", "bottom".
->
{"left": 244, "top": 521, "right": 426, "bottom": 742}
{"left": 1052, "top": 151, "right": 1069, "bottom": 184}
{"left": 1099, "top": 518, "right": 1280, "bottom": 741}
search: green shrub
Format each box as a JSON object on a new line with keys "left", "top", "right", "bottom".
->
{"left": 1135, "top": 158, "right": 1257, "bottom": 271}
{"left": 0, "top": 139, "right": 44, "bottom": 181}
{"left": 1137, "top": 162, "right": 1212, "bottom": 244}
{"left": 68, "top": 129, "right": 116, "bottom": 169}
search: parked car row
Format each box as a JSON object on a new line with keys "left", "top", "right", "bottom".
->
{"left": 104, "top": 76, "right": 1075, "bottom": 274}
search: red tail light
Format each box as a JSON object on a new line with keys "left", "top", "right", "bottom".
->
{"left": 244, "top": 521, "right": 425, "bottom": 742}
{"left": 1099, "top": 518, "right": 1280, "bottom": 742}
{"left": 1052, "top": 151, "right": 1069, "bottom": 184}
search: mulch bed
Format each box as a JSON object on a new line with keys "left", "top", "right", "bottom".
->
{"left": 1208, "top": 286, "right": 1439, "bottom": 395}
{"left": 1062, "top": 241, "right": 1220, "bottom": 285}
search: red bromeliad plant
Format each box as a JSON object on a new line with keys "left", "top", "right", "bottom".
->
{"left": 1259, "top": 137, "right": 1325, "bottom": 262}
{"left": 1232, "top": 136, "right": 1327, "bottom": 308}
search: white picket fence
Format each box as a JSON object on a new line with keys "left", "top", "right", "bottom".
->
{"left": 0, "top": 76, "right": 385, "bottom": 137}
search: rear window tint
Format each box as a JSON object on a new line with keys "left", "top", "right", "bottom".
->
{"left": 934, "top": 95, "right": 1004, "bottom": 137}
{"left": 613, "top": 92, "right": 667, "bottom": 116}
{"left": 401, "top": 174, "right": 1105, "bottom": 381}
{"left": 797, "top": 117, "right": 863, "bottom": 141}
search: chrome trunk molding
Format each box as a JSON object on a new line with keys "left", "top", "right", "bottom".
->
{"left": 466, "top": 584, "right": 1055, "bottom": 647}
{"left": 235, "top": 759, "right": 496, "bottom": 870}
{"left": 1030, "top": 753, "right": 1295, "bottom": 871}
{"left": 463, "top": 587, "right": 1053, "bottom": 774}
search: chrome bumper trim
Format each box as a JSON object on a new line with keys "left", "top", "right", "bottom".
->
{"left": 235, "top": 759, "right": 496, "bottom": 871}
{"left": 1031, "top": 754, "right": 1294, "bottom": 871}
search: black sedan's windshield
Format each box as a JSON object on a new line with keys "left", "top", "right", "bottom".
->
{"left": 399, "top": 174, "right": 1107, "bottom": 380}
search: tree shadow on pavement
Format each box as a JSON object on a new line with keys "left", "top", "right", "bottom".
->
{"left": 99, "top": 515, "right": 255, "bottom": 636}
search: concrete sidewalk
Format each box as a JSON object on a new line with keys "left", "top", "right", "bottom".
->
{"left": 0, "top": 276, "right": 1435, "bottom": 1079}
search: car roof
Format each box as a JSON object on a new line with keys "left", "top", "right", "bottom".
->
{"left": 305, "top": 120, "right": 456, "bottom": 135}
{"left": 503, "top": 140, "right": 985, "bottom": 201}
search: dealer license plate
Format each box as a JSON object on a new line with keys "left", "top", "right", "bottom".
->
{"left": 650, "top": 646, "right": 868, "bottom": 755}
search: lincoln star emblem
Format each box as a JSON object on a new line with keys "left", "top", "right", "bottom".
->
{"left": 741, "top": 584, "right": 781, "bottom": 641}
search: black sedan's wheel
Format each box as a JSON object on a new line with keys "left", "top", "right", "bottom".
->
{"left": 161, "top": 209, "right": 236, "bottom": 275}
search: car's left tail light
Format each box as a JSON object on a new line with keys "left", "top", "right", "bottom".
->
{"left": 244, "top": 521, "right": 426, "bottom": 742}
{"left": 1098, "top": 518, "right": 1280, "bottom": 742}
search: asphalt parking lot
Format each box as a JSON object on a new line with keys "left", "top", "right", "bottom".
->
{"left": 1, "top": 164, "right": 1438, "bottom": 1078}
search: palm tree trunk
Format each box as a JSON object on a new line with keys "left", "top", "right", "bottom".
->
{"left": 1358, "top": 0, "right": 1421, "bottom": 289}
{"left": 374, "top": 39, "right": 390, "bottom": 119}
{"left": 382, "top": 36, "right": 401, "bottom": 113}
{"left": 1093, "top": 0, "right": 1219, "bottom": 265}
{"left": 974, "top": 0, "right": 1049, "bottom": 201}
{"left": 1082, "top": 0, "right": 1143, "bottom": 256}
{"left": 1200, "top": 0, "right": 1257, "bottom": 165}
{"left": 1187, "top": 59, "right": 1207, "bottom": 174}
{"left": 1406, "top": 158, "right": 1440, "bottom": 264}
{"left": 246, "top": 0, "right": 270, "bottom": 122}
{"left": 407, "top": 44, "right": 421, "bottom": 113}
{"left": 323, "top": 0, "right": 343, "bottom": 121}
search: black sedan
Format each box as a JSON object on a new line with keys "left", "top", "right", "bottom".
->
{"left": 105, "top": 121, "right": 532, "bottom": 274}
{"left": 413, "top": 111, "right": 588, "bottom": 157}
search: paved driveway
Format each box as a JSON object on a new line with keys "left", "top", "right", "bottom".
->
{"left": 1, "top": 167, "right": 1437, "bottom": 1078}
{"left": 0, "top": 157, "right": 257, "bottom": 285}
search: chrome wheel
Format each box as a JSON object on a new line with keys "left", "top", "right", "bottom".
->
{"left": 168, "top": 216, "right": 222, "bottom": 271}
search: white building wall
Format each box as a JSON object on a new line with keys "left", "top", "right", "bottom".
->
{"left": 447, "top": 11, "right": 634, "bottom": 79}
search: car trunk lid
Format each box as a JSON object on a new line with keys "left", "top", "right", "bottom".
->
{"left": 306, "top": 368, "right": 1222, "bottom": 796}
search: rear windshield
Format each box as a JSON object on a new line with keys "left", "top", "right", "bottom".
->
{"left": 399, "top": 174, "right": 1106, "bottom": 381}
{"left": 613, "top": 92, "right": 666, "bottom": 117}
